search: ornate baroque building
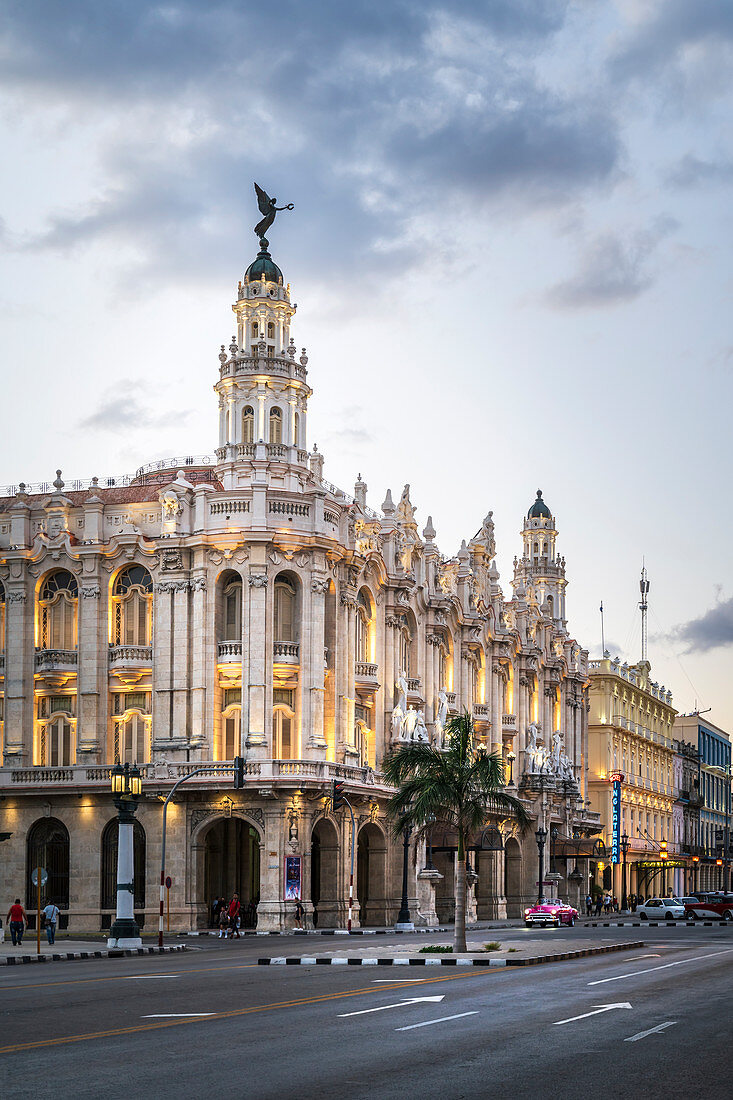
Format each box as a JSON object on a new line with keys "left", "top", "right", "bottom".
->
{"left": 0, "top": 234, "right": 599, "bottom": 931}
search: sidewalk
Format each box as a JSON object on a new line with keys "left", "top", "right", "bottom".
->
{"left": 0, "top": 936, "right": 186, "bottom": 965}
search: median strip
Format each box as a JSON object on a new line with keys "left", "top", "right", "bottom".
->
{"left": 258, "top": 942, "right": 643, "bottom": 967}
{"left": 1, "top": 945, "right": 187, "bottom": 966}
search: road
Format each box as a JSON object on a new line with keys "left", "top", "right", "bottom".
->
{"left": 1, "top": 926, "right": 731, "bottom": 1098}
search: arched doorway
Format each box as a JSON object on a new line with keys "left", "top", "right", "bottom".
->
{"left": 27, "top": 818, "right": 69, "bottom": 914}
{"left": 311, "top": 817, "right": 340, "bottom": 928}
{"left": 357, "top": 823, "right": 387, "bottom": 926}
{"left": 504, "top": 837, "right": 522, "bottom": 918}
{"left": 203, "top": 817, "right": 260, "bottom": 928}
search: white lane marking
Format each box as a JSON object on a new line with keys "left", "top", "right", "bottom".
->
{"left": 626, "top": 954, "right": 661, "bottom": 960}
{"left": 121, "top": 975, "right": 181, "bottom": 980}
{"left": 141, "top": 1013, "right": 216, "bottom": 1018}
{"left": 372, "top": 979, "right": 429, "bottom": 983}
{"left": 554, "top": 1003, "right": 632, "bottom": 1025}
{"left": 588, "top": 949, "right": 733, "bottom": 985}
{"left": 624, "top": 1021, "right": 677, "bottom": 1042}
{"left": 396, "top": 1011, "right": 478, "bottom": 1031}
{"left": 338, "top": 995, "right": 444, "bottom": 1018}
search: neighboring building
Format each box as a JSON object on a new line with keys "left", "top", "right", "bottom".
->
{"left": 673, "top": 714, "right": 731, "bottom": 892}
{"left": 0, "top": 233, "right": 598, "bottom": 932}
{"left": 672, "top": 737, "right": 701, "bottom": 897}
{"left": 587, "top": 657, "right": 677, "bottom": 902}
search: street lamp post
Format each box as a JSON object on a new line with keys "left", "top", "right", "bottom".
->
{"left": 425, "top": 814, "right": 436, "bottom": 871}
{"left": 506, "top": 750, "right": 516, "bottom": 787}
{"left": 535, "top": 827, "right": 547, "bottom": 902}
{"left": 108, "top": 761, "right": 143, "bottom": 950}
{"left": 620, "top": 832, "right": 630, "bottom": 912}
{"left": 396, "top": 823, "right": 414, "bottom": 929}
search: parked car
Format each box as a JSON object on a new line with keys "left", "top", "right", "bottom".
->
{"left": 524, "top": 898, "right": 578, "bottom": 927}
{"left": 684, "top": 893, "right": 733, "bottom": 921}
{"left": 636, "top": 897, "right": 686, "bottom": 920}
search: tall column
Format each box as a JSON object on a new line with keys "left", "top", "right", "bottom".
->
{"left": 491, "top": 664, "right": 502, "bottom": 755}
{"left": 189, "top": 574, "right": 208, "bottom": 751}
{"left": 172, "top": 583, "right": 190, "bottom": 745}
{"left": 246, "top": 561, "right": 268, "bottom": 754}
{"left": 306, "top": 578, "right": 327, "bottom": 754}
{"left": 77, "top": 574, "right": 104, "bottom": 758}
{"left": 3, "top": 585, "right": 33, "bottom": 762}
{"left": 152, "top": 584, "right": 173, "bottom": 747}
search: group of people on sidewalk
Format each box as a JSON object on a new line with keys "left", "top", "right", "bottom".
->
{"left": 4, "top": 899, "right": 61, "bottom": 945}
{"left": 212, "top": 894, "right": 244, "bottom": 938}
{"left": 584, "top": 893, "right": 642, "bottom": 916}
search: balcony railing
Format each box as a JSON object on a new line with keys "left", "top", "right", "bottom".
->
{"left": 355, "top": 661, "right": 379, "bottom": 680}
{"left": 217, "top": 641, "right": 243, "bottom": 663}
{"left": 502, "top": 714, "right": 517, "bottom": 730}
{"left": 273, "top": 641, "right": 299, "bottom": 664}
{"left": 473, "top": 703, "right": 490, "bottom": 720}
{"left": 109, "top": 645, "right": 153, "bottom": 665}
{"left": 406, "top": 677, "right": 422, "bottom": 695}
{"left": 34, "top": 649, "right": 78, "bottom": 671}
{"left": 446, "top": 691, "right": 457, "bottom": 709}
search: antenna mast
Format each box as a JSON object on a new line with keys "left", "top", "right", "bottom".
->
{"left": 639, "top": 563, "right": 650, "bottom": 662}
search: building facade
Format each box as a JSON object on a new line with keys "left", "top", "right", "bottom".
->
{"left": 673, "top": 715, "right": 731, "bottom": 893}
{"left": 0, "top": 236, "right": 599, "bottom": 931}
{"left": 587, "top": 657, "right": 677, "bottom": 901}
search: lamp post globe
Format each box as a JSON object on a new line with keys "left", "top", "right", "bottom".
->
{"left": 108, "top": 760, "right": 143, "bottom": 950}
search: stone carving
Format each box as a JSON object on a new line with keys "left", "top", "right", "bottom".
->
{"left": 248, "top": 574, "right": 268, "bottom": 588}
{"left": 391, "top": 706, "right": 403, "bottom": 741}
{"left": 396, "top": 484, "right": 416, "bottom": 524}
{"left": 155, "top": 580, "right": 190, "bottom": 593}
{"left": 190, "top": 576, "right": 206, "bottom": 592}
{"left": 7, "top": 592, "right": 27, "bottom": 603}
{"left": 403, "top": 705, "right": 418, "bottom": 738}
{"left": 161, "top": 492, "right": 184, "bottom": 518}
{"left": 437, "top": 560, "right": 458, "bottom": 595}
{"left": 355, "top": 518, "right": 380, "bottom": 556}
{"left": 435, "top": 687, "right": 449, "bottom": 744}
{"left": 81, "top": 584, "right": 101, "bottom": 599}
{"left": 311, "top": 578, "right": 330, "bottom": 594}
{"left": 396, "top": 669, "right": 409, "bottom": 714}
{"left": 414, "top": 709, "right": 429, "bottom": 743}
{"left": 159, "top": 548, "right": 184, "bottom": 572}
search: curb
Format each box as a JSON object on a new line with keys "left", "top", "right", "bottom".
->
{"left": 2, "top": 944, "right": 188, "bottom": 966}
{"left": 180, "top": 928, "right": 449, "bottom": 938}
{"left": 257, "top": 941, "right": 644, "bottom": 968}
{"left": 581, "top": 921, "right": 723, "bottom": 928}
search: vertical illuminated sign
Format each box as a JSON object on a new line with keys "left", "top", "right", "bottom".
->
{"left": 611, "top": 772, "right": 624, "bottom": 864}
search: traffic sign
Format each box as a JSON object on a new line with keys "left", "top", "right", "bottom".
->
{"left": 165, "top": 876, "right": 172, "bottom": 890}
{"left": 31, "top": 867, "right": 48, "bottom": 887}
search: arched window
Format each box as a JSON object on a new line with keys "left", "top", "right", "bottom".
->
{"left": 269, "top": 406, "right": 282, "bottom": 444}
{"left": 223, "top": 579, "right": 242, "bottom": 640}
{"left": 27, "top": 818, "right": 69, "bottom": 909}
{"left": 355, "top": 589, "right": 373, "bottom": 664}
{"left": 38, "top": 570, "right": 78, "bottom": 650}
{"left": 399, "top": 626, "right": 411, "bottom": 678}
{"left": 220, "top": 689, "right": 241, "bottom": 760}
{"left": 101, "top": 818, "right": 146, "bottom": 910}
{"left": 112, "top": 566, "right": 153, "bottom": 646}
{"left": 267, "top": 322, "right": 275, "bottom": 339}
{"left": 117, "top": 713, "right": 148, "bottom": 763}
{"left": 242, "top": 406, "right": 255, "bottom": 444}
{"left": 274, "top": 578, "right": 296, "bottom": 641}
{"left": 273, "top": 688, "right": 295, "bottom": 759}
{"left": 251, "top": 322, "right": 259, "bottom": 339}
{"left": 48, "top": 715, "right": 73, "bottom": 765}
{"left": 294, "top": 411, "right": 300, "bottom": 449}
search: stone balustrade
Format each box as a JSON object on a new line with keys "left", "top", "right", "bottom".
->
{"left": 217, "top": 641, "right": 243, "bottom": 662}
{"left": 109, "top": 645, "right": 153, "bottom": 665}
{"left": 502, "top": 713, "right": 517, "bottom": 730}
{"left": 273, "top": 641, "right": 299, "bottom": 663}
{"left": 34, "top": 649, "right": 78, "bottom": 671}
{"left": 355, "top": 661, "right": 379, "bottom": 680}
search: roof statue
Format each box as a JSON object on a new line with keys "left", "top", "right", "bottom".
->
{"left": 254, "top": 182, "right": 294, "bottom": 246}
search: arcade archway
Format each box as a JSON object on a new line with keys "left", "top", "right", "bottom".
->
{"left": 310, "top": 817, "right": 340, "bottom": 928}
{"left": 203, "top": 817, "right": 261, "bottom": 928}
{"left": 504, "top": 837, "right": 522, "bottom": 918}
{"left": 356, "top": 822, "right": 387, "bottom": 926}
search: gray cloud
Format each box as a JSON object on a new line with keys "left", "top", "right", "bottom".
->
{"left": 668, "top": 154, "right": 733, "bottom": 187}
{"left": 674, "top": 595, "right": 733, "bottom": 654}
{"left": 544, "top": 219, "right": 677, "bottom": 310}
{"left": 0, "top": 1, "right": 621, "bottom": 288}
{"left": 79, "top": 386, "right": 190, "bottom": 432}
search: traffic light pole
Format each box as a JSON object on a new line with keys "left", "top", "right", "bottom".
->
{"left": 158, "top": 764, "right": 234, "bottom": 947}
{"left": 346, "top": 799, "right": 356, "bottom": 932}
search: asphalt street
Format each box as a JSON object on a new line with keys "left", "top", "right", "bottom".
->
{"left": 1, "top": 925, "right": 731, "bottom": 1099}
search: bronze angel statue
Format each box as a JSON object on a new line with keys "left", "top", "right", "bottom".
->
{"left": 254, "top": 182, "right": 294, "bottom": 243}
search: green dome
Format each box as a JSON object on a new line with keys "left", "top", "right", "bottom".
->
{"left": 245, "top": 241, "right": 283, "bottom": 285}
{"left": 528, "top": 489, "right": 551, "bottom": 519}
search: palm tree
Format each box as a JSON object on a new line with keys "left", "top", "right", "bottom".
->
{"left": 382, "top": 711, "right": 529, "bottom": 952}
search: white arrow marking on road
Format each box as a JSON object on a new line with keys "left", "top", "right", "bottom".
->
{"left": 141, "top": 1013, "right": 216, "bottom": 1018}
{"left": 338, "top": 996, "right": 445, "bottom": 1018}
{"left": 624, "top": 1021, "right": 677, "bottom": 1042}
{"left": 396, "top": 1011, "right": 478, "bottom": 1031}
{"left": 588, "top": 949, "right": 733, "bottom": 985}
{"left": 554, "top": 1003, "right": 632, "bottom": 1025}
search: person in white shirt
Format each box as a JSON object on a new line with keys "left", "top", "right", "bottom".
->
{"left": 42, "top": 901, "right": 60, "bottom": 945}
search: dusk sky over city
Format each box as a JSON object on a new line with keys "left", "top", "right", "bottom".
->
{"left": 1, "top": 1, "right": 732, "bottom": 726}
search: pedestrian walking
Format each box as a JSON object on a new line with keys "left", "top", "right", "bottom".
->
{"left": 585, "top": 894, "right": 593, "bottom": 917}
{"left": 294, "top": 900, "right": 305, "bottom": 930}
{"left": 594, "top": 894, "right": 602, "bottom": 916}
{"left": 42, "top": 900, "right": 60, "bottom": 945}
{"left": 228, "top": 893, "right": 241, "bottom": 938}
{"left": 212, "top": 895, "right": 225, "bottom": 928}
{"left": 218, "top": 904, "right": 229, "bottom": 939}
{"left": 6, "top": 898, "right": 27, "bottom": 946}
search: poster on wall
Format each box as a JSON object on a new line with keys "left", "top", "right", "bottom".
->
{"left": 284, "top": 855, "right": 302, "bottom": 900}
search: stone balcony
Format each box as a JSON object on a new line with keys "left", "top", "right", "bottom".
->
{"left": 108, "top": 644, "right": 153, "bottom": 685}
{"left": 355, "top": 661, "right": 379, "bottom": 684}
{"left": 273, "top": 641, "right": 299, "bottom": 665}
{"left": 217, "top": 641, "right": 243, "bottom": 663}
{"left": 406, "top": 677, "right": 424, "bottom": 703}
{"left": 473, "top": 703, "right": 490, "bottom": 724}
{"left": 502, "top": 713, "right": 517, "bottom": 731}
{"left": 34, "top": 648, "right": 78, "bottom": 688}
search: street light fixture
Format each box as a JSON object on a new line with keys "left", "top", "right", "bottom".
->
{"left": 108, "top": 761, "right": 143, "bottom": 950}
{"left": 396, "top": 809, "right": 414, "bottom": 930}
{"left": 535, "top": 827, "right": 547, "bottom": 902}
{"left": 620, "top": 832, "right": 630, "bottom": 912}
{"left": 506, "top": 750, "right": 516, "bottom": 787}
{"left": 425, "top": 813, "right": 436, "bottom": 871}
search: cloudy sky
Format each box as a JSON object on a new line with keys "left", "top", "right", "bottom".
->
{"left": 1, "top": 1, "right": 732, "bottom": 730}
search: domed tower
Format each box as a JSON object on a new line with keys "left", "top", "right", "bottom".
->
{"left": 513, "top": 489, "right": 567, "bottom": 622}
{"left": 214, "top": 235, "right": 312, "bottom": 485}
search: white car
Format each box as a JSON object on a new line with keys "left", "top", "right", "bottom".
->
{"left": 636, "top": 897, "right": 686, "bottom": 920}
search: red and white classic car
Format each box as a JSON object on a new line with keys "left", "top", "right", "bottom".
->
{"left": 524, "top": 898, "right": 578, "bottom": 927}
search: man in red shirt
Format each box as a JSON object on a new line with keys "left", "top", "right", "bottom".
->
{"left": 227, "top": 893, "right": 241, "bottom": 939}
{"left": 6, "top": 898, "right": 27, "bottom": 946}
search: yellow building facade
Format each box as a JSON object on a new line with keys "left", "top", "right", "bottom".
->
{"left": 587, "top": 657, "right": 677, "bottom": 903}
